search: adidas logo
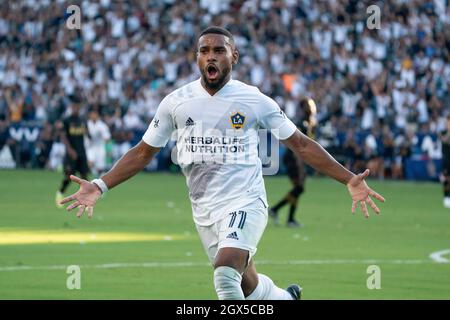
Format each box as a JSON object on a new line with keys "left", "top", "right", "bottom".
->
{"left": 226, "top": 231, "right": 239, "bottom": 240}
{"left": 185, "top": 117, "right": 195, "bottom": 126}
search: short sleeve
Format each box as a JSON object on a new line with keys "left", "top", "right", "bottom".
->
{"left": 62, "top": 119, "right": 70, "bottom": 135}
{"left": 257, "top": 94, "right": 297, "bottom": 140}
{"left": 101, "top": 123, "right": 111, "bottom": 141}
{"left": 142, "top": 95, "right": 175, "bottom": 148}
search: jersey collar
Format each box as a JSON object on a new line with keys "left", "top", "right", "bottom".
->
{"left": 197, "top": 77, "right": 233, "bottom": 97}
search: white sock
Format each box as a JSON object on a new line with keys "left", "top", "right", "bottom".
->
{"left": 214, "top": 266, "right": 245, "bottom": 300}
{"left": 246, "top": 274, "right": 293, "bottom": 300}
{"left": 245, "top": 276, "right": 264, "bottom": 300}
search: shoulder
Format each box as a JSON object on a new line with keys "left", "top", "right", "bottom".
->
{"left": 162, "top": 79, "right": 202, "bottom": 107}
{"left": 101, "top": 120, "right": 110, "bottom": 129}
{"left": 228, "top": 79, "right": 261, "bottom": 96}
{"left": 63, "top": 117, "right": 71, "bottom": 126}
{"left": 228, "top": 80, "right": 277, "bottom": 106}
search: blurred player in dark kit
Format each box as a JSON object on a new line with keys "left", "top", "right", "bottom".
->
{"left": 55, "top": 96, "right": 89, "bottom": 208}
{"left": 270, "top": 98, "right": 317, "bottom": 227}
{"left": 441, "top": 115, "right": 450, "bottom": 208}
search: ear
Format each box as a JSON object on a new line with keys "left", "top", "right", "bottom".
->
{"left": 232, "top": 49, "right": 239, "bottom": 65}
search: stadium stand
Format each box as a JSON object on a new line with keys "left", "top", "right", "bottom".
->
{"left": 0, "top": 0, "right": 448, "bottom": 180}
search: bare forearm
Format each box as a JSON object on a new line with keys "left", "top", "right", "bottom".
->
{"left": 300, "top": 139, "right": 354, "bottom": 184}
{"left": 283, "top": 130, "right": 354, "bottom": 185}
{"left": 101, "top": 141, "right": 159, "bottom": 190}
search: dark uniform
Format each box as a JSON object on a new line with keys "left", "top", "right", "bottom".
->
{"left": 283, "top": 115, "right": 312, "bottom": 187}
{"left": 55, "top": 97, "right": 90, "bottom": 207}
{"left": 270, "top": 98, "right": 316, "bottom": 227}
{"left": 441, "top": 129, "right": 450, "bottom": 199}
{"left": 62, "top": 115, "right": 89, "bottom": 176}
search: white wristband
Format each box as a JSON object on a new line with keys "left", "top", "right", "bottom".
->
{"left": 91, "top": 178, "right": 108, "bottom": 194}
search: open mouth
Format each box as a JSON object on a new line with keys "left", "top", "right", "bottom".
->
{"left": 206, "top": 64, "right": 219, "bottom": 80}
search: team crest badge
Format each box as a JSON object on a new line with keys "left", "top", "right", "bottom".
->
{"left": 230, "top": 112, "right": 246, "bottom": 129}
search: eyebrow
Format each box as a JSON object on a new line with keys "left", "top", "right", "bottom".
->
{"left": 198, "top": 45, "right": 227, "bottom": 50}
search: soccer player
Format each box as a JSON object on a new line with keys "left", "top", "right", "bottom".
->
{"left": 441, "top": 115, "right": 450, "bottom": 208}
{"left": 60, "top": 27, "right": 385, "bottom": 300}
{"left": 86, "top": 109, "right": 111, "bottom": 176}
{"left": 55, "top": 96, "right": 89, "bottom": 208}
{"left": 270, "top": 98, "right": 317, "bottom": 227}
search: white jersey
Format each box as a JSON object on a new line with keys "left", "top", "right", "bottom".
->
{"left": 87, "top": 119, "right": 111, "bottom": 172}
{"left": 87, "top": 120, "right": 111, "bottom": 148}
{"left": 142, "top": 78, "right": 297, "bottom": 226}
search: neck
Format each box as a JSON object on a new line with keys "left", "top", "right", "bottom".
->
{"left": 201, "top": 75, "right": 231, "bottom": 96}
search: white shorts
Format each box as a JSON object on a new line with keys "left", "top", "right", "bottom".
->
{"left": 87, "top": 145, "right": 106, "bottom": 171}
{"left": 195, "top": 198, "right": 268, "bottom": 265}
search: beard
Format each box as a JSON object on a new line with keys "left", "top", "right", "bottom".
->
{"left": 200, "top": 65, "right": 231, "bottom": 90}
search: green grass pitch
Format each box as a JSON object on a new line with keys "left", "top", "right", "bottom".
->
{"left": 0, "top": 169, "right": 449, "bottom": 299}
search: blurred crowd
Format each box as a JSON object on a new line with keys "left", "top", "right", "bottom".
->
{"left": 0, "top": 0, "right": 448, "bottom": 179}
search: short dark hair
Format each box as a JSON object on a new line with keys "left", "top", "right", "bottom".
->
{"left": 198, "top": 26, "right": 235, "bottom": 47}
{"left": 69, "top": 95, "right": 82, "bottom": 104}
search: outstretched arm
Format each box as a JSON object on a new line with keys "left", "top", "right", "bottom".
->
{"left": 60, "top": 141, "right": 160, "bottom": 218}
{"left": 100, "top": 141, "right": 160, "bottom": 189}
{"left": 282, "top": 130, "right": 385, "bottom": 218}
